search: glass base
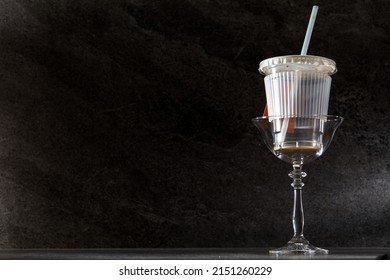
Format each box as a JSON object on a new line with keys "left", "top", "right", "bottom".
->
{"left": 269, "top": 237, "right": 328, "bottom": 255}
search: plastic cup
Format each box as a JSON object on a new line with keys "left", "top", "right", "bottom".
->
{"left": 259, "top": 55, "right": 337, "bottom": 118}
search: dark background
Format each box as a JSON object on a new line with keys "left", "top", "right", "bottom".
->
{"left": 0, "top": 0, "right": 389, "bottom": 248}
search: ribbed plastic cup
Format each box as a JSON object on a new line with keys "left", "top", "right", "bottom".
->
{"left": 259, "top": 55, "right": 337, "bottom": 118}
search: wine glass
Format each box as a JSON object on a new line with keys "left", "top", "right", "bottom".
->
{"left": 252, "top": 115, "right": 343, "bottom": 254}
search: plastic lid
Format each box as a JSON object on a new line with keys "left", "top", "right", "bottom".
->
{"left": 259, "top": 55, "right": 337, "bottom": 75}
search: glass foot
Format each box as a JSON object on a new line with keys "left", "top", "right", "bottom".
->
{"left": 269, "top": 237, "right": 328, "bottom": 255}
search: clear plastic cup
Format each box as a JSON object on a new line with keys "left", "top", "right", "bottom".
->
{"left": 259, "top": 55, "right": 337, "bottom": 118}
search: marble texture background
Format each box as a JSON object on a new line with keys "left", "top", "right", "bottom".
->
{"left": 0, "top": 0, "right": 389, "bottom": 248}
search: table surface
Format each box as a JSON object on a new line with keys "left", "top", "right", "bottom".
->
{"left": 0, "top": 248, "right": 388, "bottom": 260}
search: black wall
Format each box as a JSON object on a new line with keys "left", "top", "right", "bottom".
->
{"left": 0, "top": 0, "right": 389, "bottom": 248}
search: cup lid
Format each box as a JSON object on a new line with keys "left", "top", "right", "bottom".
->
{"left": 259, "top": 55, "right": 337, "bottom": 75}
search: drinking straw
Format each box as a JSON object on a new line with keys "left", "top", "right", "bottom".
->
{"left": 301, "top": 5, "right": 319, "bottom": 55}
{"left": 279, "top": 5, "right": 319, "bottom": 143}
{"left": 279, "top": 74, "right": 299, "bottom": 142}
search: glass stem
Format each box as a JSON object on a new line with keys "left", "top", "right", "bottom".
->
{"left": 289, "top": 161, "right": 307, "bottom": 241}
